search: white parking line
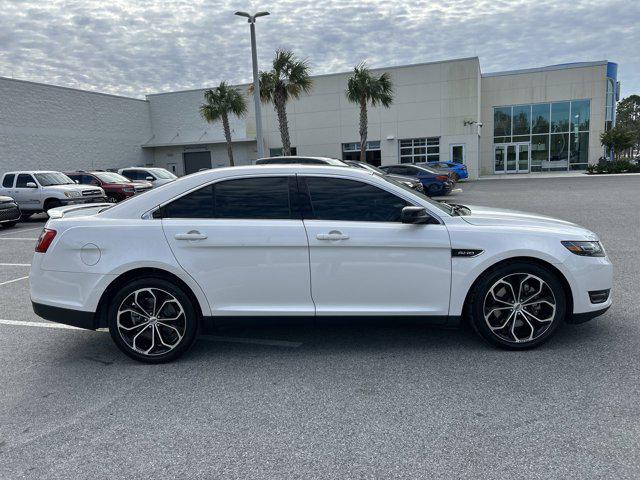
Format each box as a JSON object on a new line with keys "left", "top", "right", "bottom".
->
{"left": 0, "top": 319, "right": 303, "bottom": 347}
{"left": 0, "top": 226, "right": 42, "bottom": 237}
{"left": 0, "top": 263, "right": 31, "bottom": 267}
{"left": 0, "top": 276, "right": 29, "bottom": 286}
{"left": 0, "top": 237, "right": 38, "bottom": 241}
{"left": 0, "top": 319, "right": 81, "bottom": 330}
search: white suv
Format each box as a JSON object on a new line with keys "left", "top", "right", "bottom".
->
{"left": 117, "top": 167, "right": 177, "bottom": 188}
{"left": 30, "top": 165, "right": 612, "bottom": 362}
{"left": 0, "top": 171, "right": 106, "bottom": 216}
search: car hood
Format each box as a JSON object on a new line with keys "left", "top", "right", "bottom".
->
{"left": 43, "top": 184, "right": 102, "bottom": 193}
{"left": 460, "top": 205, "right": 598, "bottom": 239}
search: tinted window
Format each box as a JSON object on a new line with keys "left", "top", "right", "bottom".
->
{"left": 164, "top": 177, "right": 292, "bottom": 219}
{"left": 2, "top": 174, "right": 14, "bottom": 188}
{"left": 164, "top": 185, "right": 214, "bottom": 218}
{"left": 305, "top": 177, "right": 408, "bottom": 222}
{"left": 16, "top": 174, "right": 36, "bottom": 188}
{"left": 122, "top": 170, "right": 147, "bottom": 181}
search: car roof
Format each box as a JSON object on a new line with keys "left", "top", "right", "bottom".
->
{"left": 3, "top": 170, "right": 63, "bottom": 175}
{"left": 256, "top": 156, "right": 347, "bottom": 165}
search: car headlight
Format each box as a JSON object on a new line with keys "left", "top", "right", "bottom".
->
{"left": 64, "top": 191, "right": 81, "bottom": 198}
{"left": 123, "top": 187, "right": 134, "bottom": 193}
{"left": 561, "top": 241, "right": 605, "bottom": 257}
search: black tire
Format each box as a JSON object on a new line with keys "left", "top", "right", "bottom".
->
{"left": 20, "top": 213, "right": 33, "bottom": 221}
{"left": 1, "top": 221, "right": 17, "bottom": 228}
{"left": 467, "top": 261, "right": 566, "bottom": 350}
{"left": 106, "top": 194, "right": 119, "bottom": 203}
{"left": 44, "top": 199, "right": 62, "bottom": 212}
{"left": 107, "top": 277, "right": 199, "bottom": 363}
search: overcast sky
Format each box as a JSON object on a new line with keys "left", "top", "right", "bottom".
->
{"left": 1, "top": 0, "right": 638, "bottom": 98}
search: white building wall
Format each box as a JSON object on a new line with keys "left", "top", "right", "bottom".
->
{"left": 480, "top": 63, "right": 608, "bottom": 175}
{"left": 149, "top": 57, "right": 482, "bottom": 178}
{"left": 0, "top": 77, "right": 153, "bottom": 172}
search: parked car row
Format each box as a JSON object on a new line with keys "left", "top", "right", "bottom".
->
{"left": 256, "top": 156, "right": 465, "bottom": 197}
{"left": 0, "top": 167, "right": 177, "bottom": 227}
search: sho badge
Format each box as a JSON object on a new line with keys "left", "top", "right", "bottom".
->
{"left": 451, "top": 249, "right": 483, "bottom": 258}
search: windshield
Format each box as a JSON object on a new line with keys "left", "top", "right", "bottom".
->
{"left": 34, "top": 172, "right": 74, "bottom": 186}
{"left": 150, "top": 168, "right": 177, "bottom": 179}
{"left": 383, "top": 177, "right": 453, "bottom": 215}
{"left": 414, "top": 164, "right": 440, "bottom": 174}
{"left": 93, "top": 172, "right": 131, "bottom": 183}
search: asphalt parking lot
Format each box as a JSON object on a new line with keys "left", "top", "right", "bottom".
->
{"left": 1, "top": 175, "right": 639, "bottom": 479}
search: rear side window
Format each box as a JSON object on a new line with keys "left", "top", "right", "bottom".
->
{"left": 16, "top": 174, "right": 36, "bottom": 188}
{"left": 122, "top": 170, "right": 147, "bottom": 181}
{"left": 164, "top": 177, "right": 292, "bottom": 219}
{"left": 2, "top": 174, "right": 14, "bottom": 188}
{"left": 304, "top": 177, "right": 408, "bottom": 222}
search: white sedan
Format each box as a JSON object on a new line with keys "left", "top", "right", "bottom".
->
{"left": 30, "top": 165, "right": 612, "bottom": 362}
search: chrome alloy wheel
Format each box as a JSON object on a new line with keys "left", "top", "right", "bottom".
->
{"left": 116, "top": 288, "right": 186, "bottom": 356}
{"left": 483, "top": 273, "right": 557, "bottom": 344}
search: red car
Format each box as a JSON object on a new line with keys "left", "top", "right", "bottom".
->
{"left": 65, "top": 171, "right": 153, "bottom": 203}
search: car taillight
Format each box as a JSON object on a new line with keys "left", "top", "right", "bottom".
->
{"left": 436, "top": 175, "right": 449, "bottom": 181}
{"left": 35, "top": 229, "right": 57, "bottom": 253}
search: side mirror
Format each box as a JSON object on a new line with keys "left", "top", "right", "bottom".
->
{"left": 74, "top": 180, "right": 79, "bottom": 184}
{"left": 401, "top": 206, "right": 433, "bottom": 224}
{"left": 26, "top": 182, "right": 38, "bottom": 188}
{"left": 146, "top": 176, "right": 154, "bottom": 181}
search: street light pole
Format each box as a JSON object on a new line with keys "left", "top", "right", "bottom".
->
{"left": 235, "top": 11, "right": 269, "bottom": 160}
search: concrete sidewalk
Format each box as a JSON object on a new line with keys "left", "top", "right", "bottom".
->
{"left": 477, "top": 171, "right": 640, "bottom": 181}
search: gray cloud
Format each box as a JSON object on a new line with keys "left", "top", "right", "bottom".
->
{"left": 0, "top": 0, "right": 637, "bottom": 98}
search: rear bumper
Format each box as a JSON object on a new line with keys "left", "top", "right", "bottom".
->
{"left": 32, "top": 302, "right": 97, "bottom": 330}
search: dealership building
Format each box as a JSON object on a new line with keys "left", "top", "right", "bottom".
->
{"left": 0, "top": 57, "right": 619, "bottom": 179}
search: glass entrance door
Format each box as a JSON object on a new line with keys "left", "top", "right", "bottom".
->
{"left": 494, "top": 143, "right": 530, "bottom": 173}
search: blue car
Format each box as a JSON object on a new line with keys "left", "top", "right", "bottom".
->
{"left": 379, "top": 164, "right": 454, "bottom": 196}
{"left": 422, "top": 161, "right": 468, "bottom": 180}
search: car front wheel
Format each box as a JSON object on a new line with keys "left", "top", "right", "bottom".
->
{"left": 468, "top": 262, "right": 566, "bottom": 349}
{"left": 107, "top": 277, "right": 199, "bottom": 363}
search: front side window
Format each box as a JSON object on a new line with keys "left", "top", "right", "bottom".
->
{"left": 16, "top": 174, "right": 36, "bottom": 188}
{"left": 164, "top": 177, "right": 291, "bottom": 219}
{"left": 2, "top": 174, "right": 15, "bottom": 188}
{"left": 304, "top": 177, "right": 409, "bottom": 222}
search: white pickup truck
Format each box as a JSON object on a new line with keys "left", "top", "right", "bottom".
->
{"left": 0, "top": 171, "right": 106, "bottom": 218}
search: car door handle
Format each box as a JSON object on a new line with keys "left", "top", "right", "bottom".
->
{"left": 316, "top": 231, "right": 349, "bottom": 241}
{"left": 174, "top": 231, "right": 208, "bottom": 241}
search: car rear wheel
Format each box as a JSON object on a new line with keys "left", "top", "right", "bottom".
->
{"left": 468, "top": 262, "right": 566, "bottom": 349}
{"left": 107, "top": 277, "right": 199, "bottom": 363}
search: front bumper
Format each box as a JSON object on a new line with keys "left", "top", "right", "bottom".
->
{"left": 60, "top": 196, "right": 107, "bottom": 206}
{"left": 32, "top": 302, "right": 97, "bottom": 330}
{"left": 0, "top": 204, "right": 21, "bottom": 223}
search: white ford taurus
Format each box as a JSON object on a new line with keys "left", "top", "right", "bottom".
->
{"left": 30, "top": 165, "right": 612, "bottom": 362}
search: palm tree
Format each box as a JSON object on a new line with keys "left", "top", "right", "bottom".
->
{"left": 200, "top": 81, "right": 247, "bottom": 166}
{"left": 346, "top": 62, "right": 394, "bottom": 163}
{"left": 250, "top": 49, "right": 312, "bottom": 156}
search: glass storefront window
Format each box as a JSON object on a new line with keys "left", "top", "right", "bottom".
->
{"left": 493, "top": 100, "right": 590, "bottom": 173}
{"left": 550, "top": 102, "right": 570, "bottom": 133}
{"left": 512, "top": 105, "right": 531, "bottom": 135}
{"left": 531, "top": 135, "right": 549, "bottom": 172}
{"left": 571, "top": 100, "right": 590, "bottom": 132}
{"left": 549, "top": 133, "right": 569, "bottom": 170}
{"left": 531, "top": 103, "right": 550, "bottom": 134}
{"left": 494, "top": 107, "right": 512, "bottom": 137}
{"left": 569, "top": 132, "right": 589, "bottom": 165}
